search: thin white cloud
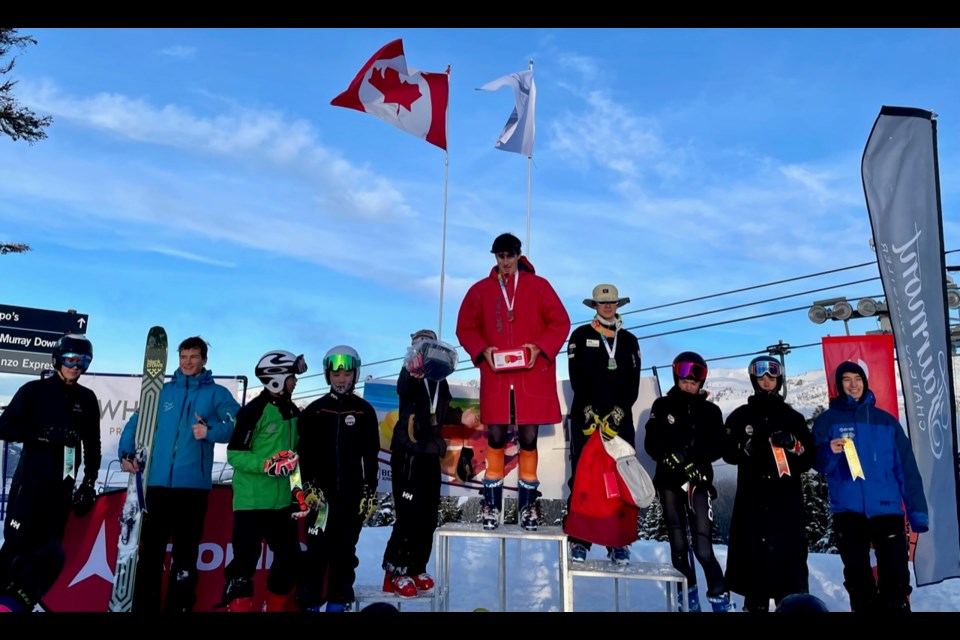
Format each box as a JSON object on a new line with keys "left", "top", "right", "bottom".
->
{"left": 18, "top": 80, "right": 415, "bottom": 224}
{"left": 156, "top": 45, "right": 197, "bottom": 60}
{"left": 146, "top": 246, "right": 236, "bottom": 267}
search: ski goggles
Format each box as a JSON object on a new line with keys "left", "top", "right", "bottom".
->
{"left": 749, "top": 359, "right": 783, "bottom": 378}
{"left": 673, "top": 361, "right": 707, "bottom": 382}
{"left": 61, "top": 353, "right": 92, "bottom": 370}
{"left": 289, "top": 354, "right": 308, "bottom": 375}
{"left": 324, "top": 353, "right": 359, "bottom": 372}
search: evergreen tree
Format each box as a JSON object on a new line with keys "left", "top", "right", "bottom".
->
{"left": 1, "top": 28, "right": 51, "bottom": 144}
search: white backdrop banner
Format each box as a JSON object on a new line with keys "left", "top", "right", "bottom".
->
{"left": 79, "top": 373, "right": 243, "bottom": 489}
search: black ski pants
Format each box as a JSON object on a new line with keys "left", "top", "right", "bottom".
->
{"left": 300, "top": 492, "right": 364, "bottom": 607}
{"left": 225, "top": 508, "right": 301, "bottom": 596}
{"left": 660, "top": 486, "right": 726, "bottom": 597}
{"left": 382, "top": 451, "right": 440, "bottom": 576}
{"left": 834, "top": 512, "right": 911, "bottom": 612}
{"left": 0, "top": 479, "right": 71, "bottom": 594}
{"left": 133, "top": 487, "right": 209, "bottom": 612}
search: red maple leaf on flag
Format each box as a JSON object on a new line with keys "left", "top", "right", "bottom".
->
{"left": 369, "top": 66, "right": 422, "bottom": 114}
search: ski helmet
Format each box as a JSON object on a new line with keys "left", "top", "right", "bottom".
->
{"left": 748, "top": 355, "right": 784, "bottom": 394}
{"left": 256, "top": 350, "right": 307, "bottom": 395}
{"left": 52, "top": 333, "right": 93, "bottom": 373}
{"left": 324, "top": 345, "right": 361, "bottom": 394}
{"left": 672, "top": 351, "right": 707, "bottom": 387}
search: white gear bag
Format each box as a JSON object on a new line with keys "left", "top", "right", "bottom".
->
{"left": 602, "top": 434, "right": 656, "bottom": 508}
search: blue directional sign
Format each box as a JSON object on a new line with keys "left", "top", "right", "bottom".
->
{"left": 0, "top": 304, "right": 90, "bottom": 375}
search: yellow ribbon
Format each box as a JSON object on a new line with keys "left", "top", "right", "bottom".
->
{"left": 843, "top": 438, "right": 865, "bottom": 481}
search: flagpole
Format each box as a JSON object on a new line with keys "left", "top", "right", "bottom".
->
{"left": 439, "top": 151, "right": 449, "bottom": 341}
{"left": 525, "top": 58, "right": 534, "bottom": 259}
{"left": 438, "top": 66, "right": 451, "bottom": 341}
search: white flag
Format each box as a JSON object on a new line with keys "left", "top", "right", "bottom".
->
{"left": 478, "top": 69, "right": 536, "bottom": 158}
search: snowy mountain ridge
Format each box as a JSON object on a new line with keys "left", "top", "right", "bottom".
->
{"left": 704, "top": 367, "right": 831, "bottom": 420}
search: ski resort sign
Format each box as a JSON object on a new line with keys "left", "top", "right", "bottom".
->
{"left": 0, "top": 303, "right": 90, "bottom": 375}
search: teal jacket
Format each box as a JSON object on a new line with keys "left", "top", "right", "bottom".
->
{"left": 119, "top": 369, "right": 239, "bottom": 490}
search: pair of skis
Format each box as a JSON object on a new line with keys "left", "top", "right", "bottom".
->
{"left": 107, "top": 326, "right": 168, "bottom": 612}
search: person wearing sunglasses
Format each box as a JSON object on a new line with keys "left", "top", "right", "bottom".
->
{"left": 564, "top": 284, "right": 641, "bottom": 566}
{"left": 218, "top": 350, "right": 307, "bottom": 612}
{"left": 456, "top": 232, "right": 571, "bottom": 532}
{"left": 296, "top": 345, "right": 380, "bottom": 613}
{"left": 721, "top": 356, "right": 815, "bottom": 612}
{"left": 644, "top": 351, "right": 730, "bottom": 612}
{"left": 118, "top": 335, "right": 240, "bottom": 612}
{"left": 0, "top": 333, "right": 101, "bottom": 612}
{"left": 380, "top": 329, "right": 454, "bottom": 599}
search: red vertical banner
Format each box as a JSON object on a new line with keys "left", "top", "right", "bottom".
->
{"left": 821, "top": 334, "right": 898, "bottom": 418}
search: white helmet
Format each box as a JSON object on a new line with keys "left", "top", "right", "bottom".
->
{"left": 256, "top": 350, "right": 307, "bottom": 395}
{"left": 323, "top": 345, "right": 361, "bottom": 394}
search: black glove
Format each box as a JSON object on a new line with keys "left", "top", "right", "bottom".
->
{"left": 359, "top": 486, "right": 377, "bottom": 524}
{"left": 599, "top": 418, "right": 618, "bottom": 442}
{"left": 302, "top": 481, "right": 325, "bottom": 512}
{"left": 770, "top": 431, "right": 797, "bottom": 450}
{"left": 742, "top": 438, "right": 753, "bottom": 457}
{"left": 609, "top": 406, "right": 625, "bottom": 426}
{"left": 663, "top": 452, "right": 685, "bottom": 472}
{"left": 683, "top": 462, "right": 707, "bottom": 485}
{"left": 583, "top": 405, "right": 597, "bottom": 424}
{"left": 72, "top": 478, "right": 97, "bottom": 517}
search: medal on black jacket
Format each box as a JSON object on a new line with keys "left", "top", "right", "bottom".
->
{"left": 425, "top": 378, "right": 440, "bottom": 426}
{"left": 602, "top": 331, "right": 618, "bottom": 370}
{"left": 592, "top": 317, "right": 619, "bottom": 370}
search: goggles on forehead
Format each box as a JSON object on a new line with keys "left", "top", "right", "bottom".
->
{"left": 673, "top": 361, "right": 707, "bottom": 382}
{"left": 61, "top": 353, "right": 93, "bottom": 370}
{"left": 324, "top": 353, "right": 358, "bottom": 372}
{"left": 290, "top": 354, "right": 308, "bottom": 375}
{"left": 749, "top": 359, "right": 783, "bottom": 378}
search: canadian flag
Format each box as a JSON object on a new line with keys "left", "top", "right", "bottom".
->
{"left": 331, "top": 39, "right": 449, "bottom": 150}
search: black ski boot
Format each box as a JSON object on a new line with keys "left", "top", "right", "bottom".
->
{"left": 517, "top": 480, "right": 541, "bottom": 531}
{"left": 481, "top": 479, "right": 503, "bottom": 530}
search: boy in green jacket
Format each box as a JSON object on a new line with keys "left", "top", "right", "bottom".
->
{"left": 220, "top": 350, "right": 307, "bottom": 612}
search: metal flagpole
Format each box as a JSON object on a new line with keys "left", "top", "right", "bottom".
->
{"left": 525, "top": 59, "right": 534, "bottom": 259}
{"left": 438, "top": 66, "right": 451, "bottom": 341}
{"left": 439, "top": 151, "right": 450, "bottom": 341}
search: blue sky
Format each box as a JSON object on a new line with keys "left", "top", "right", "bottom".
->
{"left": 2, "top": 28, "right": 960, "bottom": 405}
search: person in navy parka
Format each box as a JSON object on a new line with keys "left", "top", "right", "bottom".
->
{"left": 812, "top": 361, "right": 928, "bottom": 612}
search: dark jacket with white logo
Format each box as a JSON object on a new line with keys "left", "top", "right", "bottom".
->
{"left": 297, "top": 391, "right": 380, "bottom": 502}
{"left": 643, "top": 386, "right": 723, "bottom": 490}
{"left": 0, "top": 374, "right": 101, "bottom": 536}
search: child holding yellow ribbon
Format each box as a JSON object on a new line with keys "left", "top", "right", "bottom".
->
{"left": 812, "top": 361, "right": 928, "bottom": 612}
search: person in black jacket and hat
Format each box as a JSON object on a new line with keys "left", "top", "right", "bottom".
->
{"left": 0, "top": 334, "right": 101, "bottom": 612}
{"left": 723, "top": 356, "right": 815, "bottom": 612}
{"left": 380, "top": 329, "right": 454, "bottom": 600}
{"left": 565, "top": 283, "right": 641, "bottom": 566}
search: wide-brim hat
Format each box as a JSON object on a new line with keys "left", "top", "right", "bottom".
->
{"left": 583, "top": 283, "right": 630, "bottom": 308}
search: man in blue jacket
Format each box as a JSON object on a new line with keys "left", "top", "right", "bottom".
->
{"left": 813, "top": 361, "right": 928, "bottom": 612}
{"left": 119, "top": 336, "right": 239, "bottom": 612}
